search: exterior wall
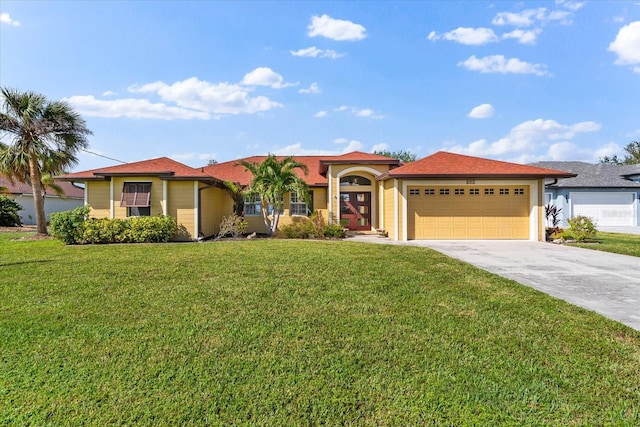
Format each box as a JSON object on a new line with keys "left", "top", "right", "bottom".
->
{"left": 200, "top": 185, "right": 230, "bottom": 238}
{"left": 383, "top": 179, "right": 396, "bottom": 239}
{"left": 86, "top": 181, "right": 111, "bottom": 218}
{"left": 242, "top": 187, "right": 329, "bottom": 234}
{"left": 167, "top": 180, "right": 196, "bottom": 240}
{"left": 327, "top": 164, "right": 391, "bottom": 229}
{"left": 10, "top": 194, "right": 83, "bottom": 225}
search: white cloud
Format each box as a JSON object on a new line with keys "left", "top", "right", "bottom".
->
{"left": 0, "top": 12, "right": 20, "bottom": 26}
{"left": 290, "top": 46, "right": 344, "bottom": 59}
{"left": 299, "top": 82, "right": 321, "bottom": 94}
{"left": 64, "top": 95, "right": 210, "bottom": 120}
{"left": 492, "top": 8, "right": 572, "bottom": 27}
{"left": 458, "top": 55, "right": 549, "bottom": 76}
{"left": 594, "top": 142, "right": 622, "bottom": 160}
{"left": 371, "top": 143, "right": 388, "bottom": 152}
{"left": 314, "top": 110, "right": 327, "bottom": 118}
{"left": 447, "top": 118, "right": 601, "bottom": 160}
{"left": 428, "top": 27, "right": 498, "bottom": 45}
{"left": 467, "top": 103, "right": 495, "bottom": 119}
{"left": 128, "top": 76, "right": 282, "bottom": 115}
{"left": 502, "top": 29, "right": 541, "bottom": 44}
{"left": 273, "top": 140, "right": 364, "bottom": 156}
{"left": 241, "top": 67, "right": 296, "bottom": 88}
{"left": 335, "top": 105, "right": 384, "bottom": 119}
{"left": 609, "top": 21, "right": 640, "bottom": 70}
{"left": 307, "top": 14, "right": 366, "bottom": 41}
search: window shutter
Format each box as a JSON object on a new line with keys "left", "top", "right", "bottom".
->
{"left": 120, "top": 183, "right": 152, "bottom": 207}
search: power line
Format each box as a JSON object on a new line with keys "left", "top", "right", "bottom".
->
{"left": 80, "top": 148, "right": 126, "bottom": 164}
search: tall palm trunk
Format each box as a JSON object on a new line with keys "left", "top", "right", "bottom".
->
{"left": 28, "top": 153, "right": 48, "bottom": 235}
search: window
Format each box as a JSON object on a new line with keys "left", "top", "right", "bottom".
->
{"left": 484, "top": 188, "right": 494, "bottom": 195}
{"left": 121, "top": 183, "right": 151, "bottom": 217}
{"left": 454, "top": 188, "right": 465, "bottom": 195}
{"left": 244, "top": 195, "right": 261, "bottom": 216}
{"left": 409, "top": 189, "right": 420, "bottom": 195}
{"left": 439, "top": 188, "right": 450, "bottom": 195}
{"left": 470, "top": 188, "right": 480, "bottom": 195}
{"left": 290, "top": 191, "right": 313, "bottom": 216}
{"left": 340, "top": 175, "right": 371, "bottom": 186}
{"left": 499, "top": 188, "right": 510, "bottom": 195}
{"left": 515, "top": 188, "right": 525, "bottom": 195}
{"left": 424, "top": 188, "right": 435, "bottom": 195}
{"left": 244, "top": 195, "right": 284, "bottom": 216}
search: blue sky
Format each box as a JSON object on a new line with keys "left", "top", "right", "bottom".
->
{"left": 1, "top": 1, "right": 639, "bottom": 172}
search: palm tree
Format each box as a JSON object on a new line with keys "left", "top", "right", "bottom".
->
{"left": 0, "top": 88, "right": 92, "bottom": 235}
{"left": 238, "top": 154, "right": 310, "bottom": 236}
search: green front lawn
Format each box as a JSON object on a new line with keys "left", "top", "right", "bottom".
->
{"left": 570, "top": 231, "right": 640, "bottom": 257}
{"left": 1, "top": 236, "right": 639, "bottom": 425}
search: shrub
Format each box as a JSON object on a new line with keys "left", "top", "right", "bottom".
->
{"left": 50, "top": 205, "right": 91, "bottom": 244}
{"left": 51, "top": 208, "right": 178, "bottom": 244}
{"left": 122, "top": 215, "right": 178, "bottom": 243}
{"left": 323, "top": 223, "right": 347, "bottom": 238}
{"left": 565, "top": 215, "right": 597, "bottom": 242}
{"left": 215, "top": 214, "right": 248, "bottom": 240}
{"left": 0, "top": 195, "right": 23, "bottom": 227}
{"left": 278, "top": 219, "right": 315, "bottom": 239}
{"left": 82, "top": 217, "right": 129, "bottom": 244}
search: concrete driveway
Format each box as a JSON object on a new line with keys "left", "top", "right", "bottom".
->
{"left": 348, "top": 236, "right": 640, "bottom": 331}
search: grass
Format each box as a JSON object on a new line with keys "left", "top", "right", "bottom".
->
{"left": 1, "top": 234, "right": 640, "bottom": 425}
{"left": 569, "top": 231, "right": 640, "bottom": 258}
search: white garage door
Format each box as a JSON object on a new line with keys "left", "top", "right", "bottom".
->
{"left": 571, "top": 192, "right": 635, "bottom": 226}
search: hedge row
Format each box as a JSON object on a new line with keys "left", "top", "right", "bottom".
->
{"left": 50, "top": 206, "right": 178, "bottom": 244}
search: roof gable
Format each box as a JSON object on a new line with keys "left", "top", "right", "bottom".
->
{"left": 59, "top": 157, "right": 214, "bottom": 181}
{"left": 387, "top": 151, "right": 575, "bottom": 178}
{"left": 0, "top": 176, "right": 84, "bottom": 198}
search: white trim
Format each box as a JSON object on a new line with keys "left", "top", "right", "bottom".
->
{"left": 162, "top": 181, "right": 168, "bottom": 216}
{"left": 84, "top": 181, "right": 88, "bottom": 206}
{"left": 530, "top": 181, "right": 539, "bottom": 241}
{"left": 193, "top": 181, "right": 199, "bottom": 239}
{"left": 328, "top": 165, "right": 333, "bottom": 224}
{"left": 379, "top": 181, "right": 384, "bottom": 230}
{"left": 394, "top": 179, "right": 399, "bottom": 241}
{"left": 109, "top": 179, "right": 114, "bottom": 219}
{"left": 401, "top": 180, "right": 408, "bottom": 241}
{"left": 336, "top": 167, "right": 383, "bottom": 231}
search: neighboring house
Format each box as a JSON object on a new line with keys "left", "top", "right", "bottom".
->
{"left": 531, "top": 161, "right": 640, "bottom": 227}
{"left": 57, "top": 151, "right": 573, "bottom": 241}
{"left": 0, "top": 177, "right": 85, "bottom": 225}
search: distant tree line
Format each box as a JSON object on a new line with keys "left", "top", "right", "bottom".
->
{"left": 600, "top": 141, "right": 640, "bottom": 165}
{"left": 373, "top": 150, "right": 417, "bottom": 163}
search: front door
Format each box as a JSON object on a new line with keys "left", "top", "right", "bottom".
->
{"left": 340, "top": 192, "right": 371, "bottom": 230}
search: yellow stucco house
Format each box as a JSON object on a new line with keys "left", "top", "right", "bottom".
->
{"left": 58, "top": 151, "right": 573, "bottom": 241}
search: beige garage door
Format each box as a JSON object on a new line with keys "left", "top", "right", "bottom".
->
{"left": 407, "top": 186, "right": 530, "bottom": 239}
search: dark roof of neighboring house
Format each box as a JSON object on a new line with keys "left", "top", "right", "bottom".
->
{"left": 385, "top": 151, "right": 575, "bottom": 179}
{"left": 0, "top": 176, "right": 84, "bottom": 198}
{"left": 203, "top": 152, "right": 400, "bottom": 187}
{"left": 530, "top": 161, "right": 640, "bottom": 188}
{"left": 58, "top": 157, "right": 217, "bottom": 182}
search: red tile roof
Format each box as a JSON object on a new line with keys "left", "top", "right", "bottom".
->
{"left": 0, "top": 176, "right": 84, "bottom": 198}
{"left": 204, "top": 152, "right": 400, "bottom": 186}
{"left": 59, "top": 157, "right": 214, "bottom": 181}
{"left": 385, "top": 151, "right": 576, "bottom": 179}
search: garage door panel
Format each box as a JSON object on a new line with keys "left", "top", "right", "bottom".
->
{"left": 407, "top": 185, "right": 530, "bottom": 240}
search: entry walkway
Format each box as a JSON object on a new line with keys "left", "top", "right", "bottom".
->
{"left": 347, "top": 235, "right": 640, "bottom": 331}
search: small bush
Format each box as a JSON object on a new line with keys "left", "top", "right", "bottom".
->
{"left": 565, "top": 215, "right": 597, "bottom": 242}
{"left": 50, "top": 205, "right": 91, "bottom": 244}
{"left": 323, "top": 223, "right": 347, "bottom": 238}
{"left": 278, "top": 211, "right": 346, "bottom": 239}
{"left": 0, "top": 195, "right": 23, "bottom": 227}
{"left": 215, "top": 214, "right": 248, "bottom": 240}
{"left": 82, "top": 217, "right": 129, "bottom": 244}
